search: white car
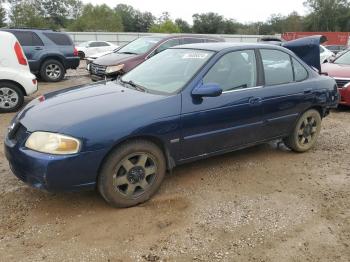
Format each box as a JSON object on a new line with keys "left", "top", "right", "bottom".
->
{"left": 0, "top": 31, "right": 37, "bottom": 113}
{"left": 76, "top": 41, "right": 118, "bottom": 59}
{"left": 320, "top": 45, "right": 335, "bottom": 63}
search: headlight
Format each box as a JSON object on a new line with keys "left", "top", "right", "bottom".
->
{"left": 105, "top": 64, "right": 124, "bottom": 74}
{"left": 25, "top": 132, "right": 81, "bottom": 155}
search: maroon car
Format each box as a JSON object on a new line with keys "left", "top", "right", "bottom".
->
{"left": 322, "top": 50, "right": 350, "bottom": 106}
{"left": 89, "top": 34, "right": 224, "bottom": 81}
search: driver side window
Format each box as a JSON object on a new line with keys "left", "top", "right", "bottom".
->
{"left": 203, "top": 50, "right": 257, "bottom": 92}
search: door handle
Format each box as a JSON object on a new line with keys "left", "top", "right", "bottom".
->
{"left": 249, "top": 97, "right": 262, "bottom": 105}
{"left": 34, "top": 47, "right": 43, "bottom": 50}
{"left": 304, "top": 88, "right": 313, "bottom": 94}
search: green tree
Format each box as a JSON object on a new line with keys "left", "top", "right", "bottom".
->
{"left": 149, "top": 19, "right": 180, "bottom": 33}
{"left": 69, "top": 4, "right": 123, "bottom": 32}
{"left": 9, "top": 0, "right": 48, "bottom": 28}
{"left": 192, "top": 13, "right": 225, "bottom": 34}
{"left": 0, "top": 3, "right": 6, "bottom": 27}
{"left": 115, "top": 4, "right": 155, "bottom": 32}
{"left": 175, "top": 18, "right": 191, "bottom": 33}
{"left": 303, "top": 0, "right": 350, "bottom": 31}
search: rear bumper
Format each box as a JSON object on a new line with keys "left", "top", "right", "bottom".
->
{"left": 339, "top": 87, "right": 350, "bottom": 106}
{"left": 65, "top": 57, "right": 80, "bottom": 70}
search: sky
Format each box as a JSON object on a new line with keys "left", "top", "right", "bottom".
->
{"left": 82, "top": 0, "right": 308, "bottom": 24}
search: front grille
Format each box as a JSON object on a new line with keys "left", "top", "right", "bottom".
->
{"left": 90, "top": 63, "right": 106, "bottom": 76}
{"left": 335, "top": 78, "right": 350, "bottom": 88}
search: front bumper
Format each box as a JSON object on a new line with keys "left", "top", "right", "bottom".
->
{"left": 338, "top": 87, "right": 350, "bottom": 106}
{"left": 4, "top": 123, "right": 107, "bottom": 192}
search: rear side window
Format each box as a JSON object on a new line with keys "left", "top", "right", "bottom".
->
{"left": 43, "top": 33, "right": 73, "bottom": 46}
{"left": 260, "top": 49, "right": 293, "bottom": 86}
{"left": 292, "top": 57, "right": 308, "bottom": 81}
{"left": 11, "top": 31, "right": 43, "bottom": 46}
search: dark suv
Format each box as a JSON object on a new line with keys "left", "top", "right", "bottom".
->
{"left": 1, "top": 29, "right": 80, "bottom": 82}
{"left": 89, "top": 34, "right": 224, "bottom": 81}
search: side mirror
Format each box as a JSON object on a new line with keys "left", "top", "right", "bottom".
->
{"left": 192, "top": 83, "right": 222, "bottom": 98}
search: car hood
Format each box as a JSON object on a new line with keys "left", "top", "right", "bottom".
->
{"left": 321, "top": 62, "right": 350, "bottom": 78}
{"left": 93, "top": 52, "right": 140, "bottom": 66}
{"left": 283, "top": 35, "right": 326, "bottom": 73}
{"left": 17, "top": 81, "right": 180, "bottom": 136}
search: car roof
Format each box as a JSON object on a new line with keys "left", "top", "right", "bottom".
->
{"left": 140, "top": 34, "right": 224, "bottom": 41}
{"left": 171, "top": 42, "right": 285, "bottom": 52}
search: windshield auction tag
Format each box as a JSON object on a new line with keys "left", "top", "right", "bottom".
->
{"left": 182, "top": 52, "right": 209, "bottom": 59}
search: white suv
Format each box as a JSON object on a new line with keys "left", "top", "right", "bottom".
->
{"left": 0, "top": 31, "right": 37, "bottom": 112}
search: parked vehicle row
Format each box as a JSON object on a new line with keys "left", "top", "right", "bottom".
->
{"left": 0, "top": 28, "right": 80, "bottom": 82}
{"left": 5, "top": 36, "right": 339, "bottom": 208}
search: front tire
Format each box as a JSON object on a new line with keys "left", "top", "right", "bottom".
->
{"left": 98, "top": 140, "right": 166, "bottom": 208}
{"left": 40, "top": 59, "right": 65, "bottom": 82}
{"left": 284, "top": 109, "right": 322, "bottom": 152}
{"left": 0, "top": 82, "right": 24, "bottom": 113}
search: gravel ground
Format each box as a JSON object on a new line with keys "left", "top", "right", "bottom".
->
{"left": 0, "top": 63, "right": 349, "bottom": 261}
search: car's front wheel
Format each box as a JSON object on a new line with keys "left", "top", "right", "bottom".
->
{"left": 98, "top": 140, "right": 166, "bottom": 208}
{"left": 0, "top": 82, "right": 24, "bottom": 113}
{"left": 284, "top": 109, "right": 322, "bottom": 152}
{"left": 40, "top": 59, "right": 65, "bottom": 82}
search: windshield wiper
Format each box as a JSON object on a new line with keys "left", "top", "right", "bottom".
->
{"left": 118, "top": 51, "right": 138, "bottom": 55}
{"left": 119, "top": 79, "right": 147, "bottom": 92}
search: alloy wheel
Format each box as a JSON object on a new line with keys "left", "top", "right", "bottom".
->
{"left": 0, "top": 87, "right": 19, "bottom": 109}
{"left": 113, "top": 152, "right": 158, "bottom": 198}
{"left": 46, "top": 64, "right": 61, "bottom": 79}
{"left": 297, "top": 116, "right": 318, "bottom": 146}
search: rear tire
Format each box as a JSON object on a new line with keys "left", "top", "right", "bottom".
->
{"left": 40, "top": 59, "right": 64, "bottom": 82}
{"left": 0, "top": 82, "right": 24, "bottom": 113}
{"left": 98, "top": 140, "right": 166, "bottom": 208}
{"left": 284, "top": 109, "right": 322, "bottom": 152}
{"left": 78, "top": 51, "right": 85, "bottom": 60}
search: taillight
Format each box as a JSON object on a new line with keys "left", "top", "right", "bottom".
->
{"left": 32, "top": 79, "right": 37, "bottom": 85}
{"left": 74, "top": 47, "right": 78, "bottom": 56}
{"left": 14, "top": 42, "right": 27, "bottom": 65}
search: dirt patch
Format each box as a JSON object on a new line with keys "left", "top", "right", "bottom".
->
{"left": 0, "top": 68, "right": 349, "bottom": 261}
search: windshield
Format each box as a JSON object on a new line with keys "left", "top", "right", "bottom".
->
{"left": 334, "top": 50, "right": 350, "bottom": 65}
{"left": 77, "top": 41, "right": 89, "bottom": 47}
{"left": 121, "top": 48, "right": 214, "bottom": 95}
{"left": 117, "top": 37, "right": 163, "bottom": 55}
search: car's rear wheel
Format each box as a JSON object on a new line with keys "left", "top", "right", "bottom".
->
{"left": 40, "top": 59, "right": 64, "bottom": 82}
{"left": 98, "top": 140, "right": 166, "bottom": 208}
{"left": 78, "top": 51, "right": 85, "bottom": 60}
{"left": 0, "top": 82, "right": 24, "bottom": 113}
{"left": 284, "top": 109, "right": 321, "bottom": 152}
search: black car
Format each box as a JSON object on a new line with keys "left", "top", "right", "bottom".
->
{"left": 1, "top": 28, "right": 80, "bottom": 82}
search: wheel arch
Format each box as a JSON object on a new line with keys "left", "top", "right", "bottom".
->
{"left": 97, "top": 135, "right": 175, "bottom": 179}
{"left": 0, "top": 79, "right": 26, "bottom": 96}
{"left": 307, "top": 105, "right": 326, "bottom": 118}
{"left": 39, "top": 55, "right": 66, "bottom": 70}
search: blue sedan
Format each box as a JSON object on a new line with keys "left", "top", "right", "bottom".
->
{"left": 4, "top": 39, "right": 339, "bottom": 207}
